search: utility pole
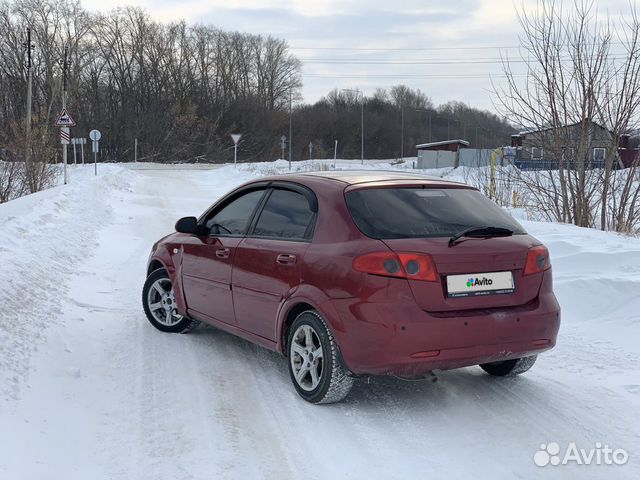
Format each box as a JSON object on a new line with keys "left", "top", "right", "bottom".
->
{"left": 62, "top": 46, "right": 69, "bottom": 114}
{"left": 288, "top": 84, "right": 293, "bottom": 170}
{"left": 60, "top": 46, "right": 71, "bottom": 185}
{"left": 342, "top": 88, "right": 364, "bottom": 164}
{"left": 400, "top": 103, "right": 404, "bottom": 161}
{"left": 361, "top": 94, "right": 364, "bottom": 164}
{"left": 23, "top": 28, "right": 34, "bottom": 192}
{"left": 414, "top": 108, "right": 432, "bottom": 145}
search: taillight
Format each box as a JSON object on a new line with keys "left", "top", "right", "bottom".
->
{"left": 353, "top": 251, "right": 438, "bottom": 282}
{"left": 352, "top": 252, "right": 405, "bottom": 278}
{"left": 524, "top": 245, "right": 551, "bottom": 275}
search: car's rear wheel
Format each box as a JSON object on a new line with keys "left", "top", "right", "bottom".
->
{"left": 142, "top": 268, "right": 199, "bottom": 333}
{"left": 480, "top": 355, "right": 537, "bottom": 376}
{"left": 287, "top": 311, "right": 354, "bottom": 404}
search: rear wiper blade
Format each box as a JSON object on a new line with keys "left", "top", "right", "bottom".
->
{"left": 448, "top": 226, "right": 513, "bottom": 247}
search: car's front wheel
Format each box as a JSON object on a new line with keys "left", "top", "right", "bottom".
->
{"left": 142, "top": 268, "right": 199, "bottom": 333}
{"left": 287, "top": 311, "right": 354, "bottom": 404}
{"left": 480, "top": 355, "right": 537, "bottom": 376}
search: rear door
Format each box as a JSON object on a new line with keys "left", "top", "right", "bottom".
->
{"left": 181, "top": 187, "right": 267, "bottom": 324}
{"left": 232, "top": 185, "right": 317, "bottom": 341}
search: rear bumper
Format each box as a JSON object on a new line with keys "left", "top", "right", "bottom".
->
{"left": 326, "top": 291, "right": 561, "bottom": 377}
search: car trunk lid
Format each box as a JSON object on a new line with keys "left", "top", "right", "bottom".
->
{"left": 383, "top": 235, "right": 542, "bottom": 312}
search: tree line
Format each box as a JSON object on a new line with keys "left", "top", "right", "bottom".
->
{"left": 0, "top": 0, "right": 301, "bottom": 168}
{"left": 296, "top": 87, "right": 513, "bottom": 161}
{"left": 0, "top": 0, "right": 514, "bottom": 200}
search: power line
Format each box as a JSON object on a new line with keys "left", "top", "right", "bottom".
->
{"left": 300, "top": 56, "right": 629, "bottom": 65}
{"left": 303, "top": 59, "right": 514, "bottom": 65}
{"left": 302, "top": 74, "right": 527, "bottom": 79}
{"left": 290, "top": 41, "right": 629, "bottom": 52}
{"left": 298, "top": 56, "right": 520, "bottom": 61}
{"left": 291, "top": 45, "right": 521, "bottom": 51}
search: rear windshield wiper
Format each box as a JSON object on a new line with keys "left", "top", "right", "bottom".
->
{"left": 448, "top": 226, "right": 513, "bottom": 247}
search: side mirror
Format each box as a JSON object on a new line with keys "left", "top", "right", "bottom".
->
{"left": 175, "top": 216, "right": 198, "bottom": 234}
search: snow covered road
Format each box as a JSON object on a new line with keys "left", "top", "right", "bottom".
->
{"left": 1, "top": 162, "right": 639, "bottom": 479}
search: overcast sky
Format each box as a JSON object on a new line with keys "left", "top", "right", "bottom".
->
{"left": 82, "top": 0, "right": 631, "bottom": 111}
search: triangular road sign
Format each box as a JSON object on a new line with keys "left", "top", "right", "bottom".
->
{"left": 55, "top": 108, "right": 76, "bottom": 127}
{"left": 230, "top": 133, "right": 242, "bottom": 144}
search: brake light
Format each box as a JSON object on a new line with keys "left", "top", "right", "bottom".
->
{"left": 524, "top": 245, "right": 551, "bottom": 275}
{"left": 353, "top": 252, "right": 438, "bottom": 282}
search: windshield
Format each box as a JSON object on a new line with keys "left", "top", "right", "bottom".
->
{"left": 345, "top": 187, "right": 526, "bottom": 239}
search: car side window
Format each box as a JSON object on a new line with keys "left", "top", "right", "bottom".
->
{"left": 204, "top": 189, "right": 265, "bottom": 236}
{"left": 252, "top": 189, "right": 315, "bottom": 240}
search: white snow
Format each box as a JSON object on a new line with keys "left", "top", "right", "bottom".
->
{"left": 1, "top": 160, "right": 638, "bottom": 479}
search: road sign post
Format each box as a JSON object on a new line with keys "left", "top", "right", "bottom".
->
{"left": 62, "top": 143, "right": 66, "bottom": 186}
{"left": 89, "top": 129, "right": 101, "bottom": 176}
{"left": 280, "top": 135, "right": 287, "bottom": 161}
{"left": 55, "top": 108, "right": 75, "bottom": 185}
{"left": 59, "top": 127, "right": 70, "bottom": 184}
{"left": 231, "top": 133, "right": 242, "bottom": 166}
{"left": 70, "top": 138, "right": 86, "bottom": 166}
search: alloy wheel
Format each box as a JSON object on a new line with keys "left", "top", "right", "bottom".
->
{"left": 146, "top": 278, "right": 183, "bottom": 327}
{"left": 290, "top": 324, "right": 324, "bottom": 391}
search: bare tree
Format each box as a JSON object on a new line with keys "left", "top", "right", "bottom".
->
{"left": 0, "top": 0, "right": 516, "bottom": 203}
{"left": 495, "top": 0, "right": 640, "bottom": 232}
{"left": 0, "top": 160, "right": 24, "bottom": 202}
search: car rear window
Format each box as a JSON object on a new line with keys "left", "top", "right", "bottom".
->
{"left": 345, "top": 187, "right": 526, "bottom": 239}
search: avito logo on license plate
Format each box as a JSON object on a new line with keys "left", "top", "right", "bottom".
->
{"left": 447, "top": 271, "right": 514, "bottom": 298}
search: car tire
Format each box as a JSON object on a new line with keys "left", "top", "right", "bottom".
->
{"left": 287, "top": 310, "right": 354, "bottom": 404}
{"left": 142, "top": 268, "right": 200, "bottom": 333}
{"left": 480, "top": 355, "right": 537, "bottom": 377}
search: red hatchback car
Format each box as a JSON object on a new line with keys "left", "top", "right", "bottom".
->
{"left": 143, "top": 171, "right": 560, "bottom": 403}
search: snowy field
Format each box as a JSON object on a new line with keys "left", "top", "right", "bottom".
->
{"left": 1, "top": 160, "right": 639, "bottom": 479}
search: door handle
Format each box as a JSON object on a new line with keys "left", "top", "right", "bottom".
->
{"left": 216, "top": 247, "right": 230, "bottom": 259}
{"left": 276, "top": 253, "right": 297, "bottom": 265}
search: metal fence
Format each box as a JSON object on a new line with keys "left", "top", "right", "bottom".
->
{"left": 513, "top": 159, "right": 606, "bottom": 171}
{"left": 416, "top": 150, "right": 456, "bottom": 169}
{"left": 415, "top": 148, "right": 609, "bottom": 171}
{"left": 458, "top": 149, "right": 494, "bottom": 168}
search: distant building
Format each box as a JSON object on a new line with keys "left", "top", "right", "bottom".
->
{"left": 416, "top": 139, "right": 470, "bottom": 152}
{"left": 415, "top": 139, "right": 470, "bottom": 168}
{"left": 509, "top": 121, "right": 638, "bottom": 169}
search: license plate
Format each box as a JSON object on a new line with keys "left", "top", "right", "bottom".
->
{"left": 447, "top": 271, "right": 515, "bottom": 298}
